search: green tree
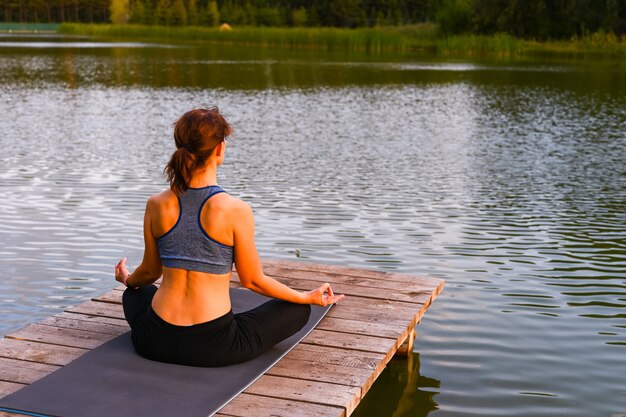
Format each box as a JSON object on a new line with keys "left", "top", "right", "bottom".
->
{"left": 129, "top": 0, "right": 146, "bottom": 23}
{"left": 328, "top": 0, "right": 360, "bottom": 27}
{"left": 109, "top": 0, "right": 128, "bottom": 23}
{"left": 187, "top": 0, "right": 198, "bottom": 25}
{"left": 153, "top": 0, "right": 171, "bottom": 25}
{"left": 204, "top": 0, "right": 219, "bottom": 26}
{"left": 171, "top": 0, "right": 187, "bottom": 25}
{"left": 255, "top": 6, "right": 282, "bottom": 26}
{"left": 435, "top": 0, "right": 473, "bottom": 34}
{"left": 306, "top": 5, "right": 319, "bottom": 26}
{"left": 502, "top": 0, "right": 549, "bottom": 38}
{"left": 604, "top": 0, "right": 619, "bottom": 33}
{"left": 220, "top": 0, "right": 254, "bottom": 25}
{"left": 291, "top": 6, "right": 307, "bottom": 26}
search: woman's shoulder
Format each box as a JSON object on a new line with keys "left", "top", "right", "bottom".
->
{"left": 213, "top": 192, "right": 252, "bottom": 215}
{"left": 149, "top": 189, "right": 176, "bottom": 202}
{"left": 145, "top": 189, "right": 177, "bottom": 211}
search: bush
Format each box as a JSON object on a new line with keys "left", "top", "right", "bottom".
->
{"left": 292, "top": 7, "right": 307, "bottom": 27}
{"left": 255, "top": 7, "right": 284, "bottom": 27}
{"left": 435, "top": 0, "right": 473, "bottom": 35}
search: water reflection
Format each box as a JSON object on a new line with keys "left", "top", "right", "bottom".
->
{"left": 0, "top": 41, "right": 175, "bottom": 48}
{"left": 352, "top": 354, "right": 440, "bottom": 417}
{"left": 1, "top": 34, "right": 626, "bottom": 91}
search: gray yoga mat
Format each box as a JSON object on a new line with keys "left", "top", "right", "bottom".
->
{"left": 0, "top": 288, "right": 331, "bottom": 417}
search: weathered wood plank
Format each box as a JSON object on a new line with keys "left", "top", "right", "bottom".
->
{"left": 266, "top": 357, "right": 371, "bottom": 388}
{"left": 0, "top": 381, "right": 25, "bottom": 398}
{"left": 0, "top": 338, "right": 86, "bottom": 367}
{"left": 315, "top": 316, "right": 404, "bottom": 339}
{"left": 6, "top": 324, "right": 118, "bottom": 350}
{"left": 39, "top": 314, "right": 128, "bottom": 335}
{"left": 0, "top": 357, "right": 59, "bottom": 385}
{"left": 262, "top": 259, "right": 440, "bottom": 285}
{"left": 66, "top": 300, "right": 125, "bottom": 320}
{"left": 92, "top": 289, "right": 124, "bottom": 304}
{"left": 324, "top": 303, "right": 420, "bottom": 327}
{"left": 262, "top": 264, "right": 443, "bottom": 294}
{"left": 286, "top": 344, "right": 384, "bottom": 371}
{"left": 244, "top": 374, "right": 360, "bottom": 416}
{"left": 217, "top": 392, "right": 343, "bottom": 417}
{"left": 55, "top": 311, "right": 129, "bottom": 327}
{"left": 303, "top": 329, "right": 393, "bottom": 354}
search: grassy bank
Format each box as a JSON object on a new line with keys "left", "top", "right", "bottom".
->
{"left": 59, "top": 23, "right": 437, "bottom": 53}
{"left": 58, "top": 23, "right": 626, "bottom": 58}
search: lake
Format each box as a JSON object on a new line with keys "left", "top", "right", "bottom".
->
{"left": 0, "top": 34, "right": 625, "bottom": 417}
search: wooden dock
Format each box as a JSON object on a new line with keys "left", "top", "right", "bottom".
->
{"left": 0, "top": 259, "right": 444, "bottom": 417}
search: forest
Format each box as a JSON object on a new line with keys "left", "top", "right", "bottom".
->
{"left": 1, "top": 0, "right": 625, "bottom": 40}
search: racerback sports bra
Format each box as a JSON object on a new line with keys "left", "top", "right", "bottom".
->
{"left": 157, "top": 185, "right": 234, "bottom": 274}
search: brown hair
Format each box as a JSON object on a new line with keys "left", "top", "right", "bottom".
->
{"left": 164, "top": 107, "right": 233, "bottom": 195}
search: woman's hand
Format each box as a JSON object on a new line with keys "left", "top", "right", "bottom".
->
{"left": 306, "top": 283, "right": 345, "bottom": 306}
{"left": 115, "top": 257, "right": 130, "bottom": 285}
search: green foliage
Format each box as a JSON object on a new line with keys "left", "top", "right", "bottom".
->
{"left": 307, "top": 7, "right": 320, "bottom": 27}
{"left": 171, "top": 0, "right": 188, "bottom": 25}
{"left": 220, "top": 2, "right": 254, "bottom": 25}
{"left": 109, "top": 0, "right": 129, "bottom": 24}
{"left": 327, "top": 0, "right": 363, "bottom": 27}
{"left": 255, "top": 7, "right": 283, "bottom": 27}
{"left": 153, "top": 0, "right": 171, "bottom": 25}
{"left": 4, "top": 0, "right": 626, "bottom": 41}
{"left": 187, "top": 0, "right": 198, "bottom": 26}
{"left": 129, "top": 0, "right": 148, "bottom": 24}
{"left": 291, "top": 7, "right": 307, "bottom": 27}
{"left": 435, "top": 0, "right": 473, "bottom": 34}
{"left": 204, "top": 0, "right": 219, "bottom": 26}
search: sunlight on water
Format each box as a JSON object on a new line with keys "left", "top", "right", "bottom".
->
{"left": 1, "top": 35, "right": 625, "bottom": 417}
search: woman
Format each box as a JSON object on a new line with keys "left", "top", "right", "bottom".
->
{"left": 114, "top": 107, "right": 344, "bottom": 367}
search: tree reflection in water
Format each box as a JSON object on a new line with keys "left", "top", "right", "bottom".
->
{"left": 353, "top": 352, "right": 440, "bottom": 417}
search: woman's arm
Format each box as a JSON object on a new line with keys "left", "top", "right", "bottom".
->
{"left": 115, "top": 197, "right": 163, "bottom": 288}
{"left": 232, "top": 201, "right": 344, "bottom": 306}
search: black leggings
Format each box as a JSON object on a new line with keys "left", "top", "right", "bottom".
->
{"left": 122, "top": 285, "right": 311, "bottom": 367}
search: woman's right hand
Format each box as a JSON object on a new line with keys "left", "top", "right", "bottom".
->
{"left": 306, "top": 283, "right": 345, "bottom": 306}
{"left": 115, "top": 257, "right": 129, "bottom": 285}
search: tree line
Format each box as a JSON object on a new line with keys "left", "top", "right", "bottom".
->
{"left": 1, "top": 0, "right": 110, "bottom": 23}
{"left": 2, "top": 0, "right": 625, "bottom": 39}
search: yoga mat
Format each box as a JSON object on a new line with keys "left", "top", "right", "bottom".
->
{"left": 0, "top": 288, "right": 331, "bottom": 417}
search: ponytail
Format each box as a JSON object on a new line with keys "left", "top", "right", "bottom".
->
{"left": 164, "top": 147, "right": 195, "bottom": 195}
{"left": 163, "top": 107, "right": 232, "bottom": 195}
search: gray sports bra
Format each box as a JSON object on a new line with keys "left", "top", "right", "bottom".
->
{"left": 157, "top": 185, "right": 234, "bottom": 274}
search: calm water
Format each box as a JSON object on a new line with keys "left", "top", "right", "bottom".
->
{"left": 1, "top": 35, "right": 625, "bottom": 417}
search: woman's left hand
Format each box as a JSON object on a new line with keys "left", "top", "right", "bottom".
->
{"left": 306, "top": 283, "right": 345, "bottom": 306}
{"left": 115, "top": 257, "right": 129, "bottom": 284}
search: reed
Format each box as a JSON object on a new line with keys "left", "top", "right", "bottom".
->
{"left": 436, "top": 34, "right": 521, "bottom": 56}
{"left": 59, "top": 23, "right": 435, "bottom": 52}
{"left": 519, "top": 32, "right": 626, "bottom": 58}
{"left": 58, "top": 23, "right": 626, "bottom": 58}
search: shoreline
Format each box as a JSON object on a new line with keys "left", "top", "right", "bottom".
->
{"left": 53, "top": 23, "right": 626, "bottom": 59}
